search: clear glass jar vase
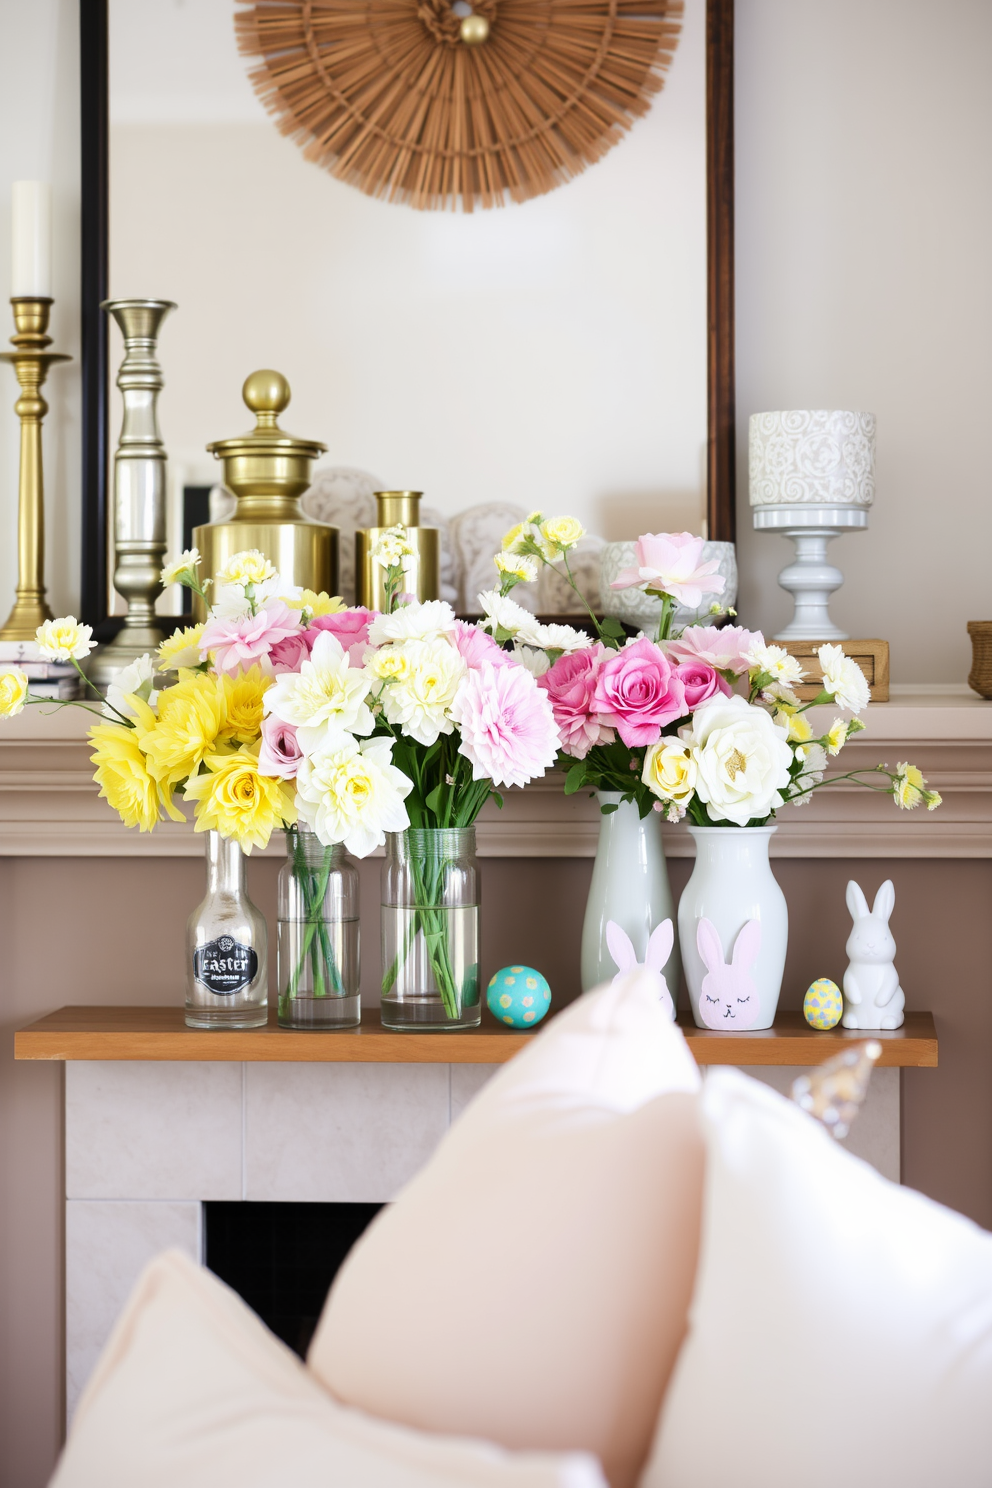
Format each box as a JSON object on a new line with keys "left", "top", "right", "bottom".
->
{"left": 186, "top": 831, "right": 268, "bottom": 1030}
{"left": 278, "top": 825, "right": 361, "bottom": 1029}
{"left": 381, "top": 826, "right": 480, "bottom": 1031}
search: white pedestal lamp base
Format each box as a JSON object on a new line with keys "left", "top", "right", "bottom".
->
{"left": 753, "top": 505, "right": 868, "bottom": 643}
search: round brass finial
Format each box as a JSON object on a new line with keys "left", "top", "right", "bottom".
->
{"left": 460, "top": 13, "right": 490, "bottom": 44}
{"left": 243, "top": 369, "right": 290, "bottom": 416}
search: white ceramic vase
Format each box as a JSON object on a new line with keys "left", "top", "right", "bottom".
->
{"left": 678, "top": 826, "right": 788, "bottom": 1030}
{"left": 580, "top": 793, "right": 681, "bottom": 995}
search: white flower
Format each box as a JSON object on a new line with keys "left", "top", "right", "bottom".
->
{"left": 368, "top": 600, "right": 457, "bottom": 646}
{"left": 216, "top": 549, "right": 276, "bottom": 587}
{"left": 494, "top": 553, "right": 539, "bottom": 584}
{"left": 527, "top": 622, "right": 593, "bottom": 654}
{"left": 103, "top": 653, "right": 158, "bottom": 719}
{"left": 501, "top": 515, "right": 545, "bottom": 558}
{"left": 476, "top": 590, "right": 540, "bottom": 643}
{"left": 512, "top": 645, "right": 552, "bottom": 678}
{"left": 682, "top": 694, "right": 793, "bottom": 826}
{"left": 761, "top": 681, "right": 801, "bottom": 708}
{"left": 35, "top": 617, "right": 95, "bottom": 662}
{"left": 743, "top": 642, "right": 805, "bottom": 687}
{"left": 158, "top": 624, "right": 206, "bottom": 670}
{"left": 818, "top": 644, "right": 870, "bottom": 714}
{"left": 209, "top": 581, "right": 254, "bottom": 621}
{"left": 379, "top": 638, "right": 467, "bottom": 746}
{"left": 642, "top": 738, "right": 697, "bottom": 807}
{"left": 263, "top": 631, "right": 373, "bottom": 752}
{"left": 788, "top": 743, "right": 828, "bottom": 805}
{"left": 371, "top": 525, "right": 414, "bottom": 571}
{"left": 160, "top": 548, "right": 200, "bottom": 588}
{"left": 296, "top": 735, "right": 412, "bottom": 857}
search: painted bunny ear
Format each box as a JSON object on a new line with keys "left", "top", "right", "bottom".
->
{"left": 731, "top": 918, "right": 762, "bottom": 971}
{"left": 846, "top": 880, "right": 870, "bottom": 922}
{"left": 645, "top": 919, "right": 673, "bottom": 972}
{"left": 606, "top": 921, "right": 637, "bottom": 974}
{"left": 872, "top": 879, "right": 895, "bottom": 923}
{"left": 696, "top": 917, "right": 725, "bottom": 972}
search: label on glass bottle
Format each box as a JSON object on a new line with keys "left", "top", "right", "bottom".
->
{"left": 193, "top": 935, "right": 259, "bottom": 995}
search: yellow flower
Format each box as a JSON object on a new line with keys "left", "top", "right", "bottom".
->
{"left": 141, "top": 670, "right": 225, "bottom": 787}
{"left": 826, "top": 719, "right": 849, "bottom": 755}
{"left": 894, "top": 761, "right": 927, "bottom": 809}
{"left": 369, "top": 648, "right": 411, "bottom": 683}
{"left": 183, "top": 743, "right": 296, "bottom": 852}
{"left": 90, "top": 717, "right": 184, "bottom": 832}
{"left": 0, "top": 670, "right": 28, "bottom": 717}
{"left": 158, "top": 624, "right": 205, "bottom": 670}
{"left": 775, "top": 709, "right": 813, "bottom": 744}
{"left": 501, "top": 521, "right": 526, "bottom": 553}
{"left": 642, "top": 738, "right": 697, "bottom": 807}
{"left": 217, "top": 665, "right": 271, "bottom": 744}
{"left": 293, "top": 590, "right": 345, "bottom": 618}
{"left": 160, "top": 548, "right": 200, "bottom": 588}
{"left": 35, "top": 616, "right": 95, "bottom": 661}
{"left": 540, "top": 515, "right": 585, "bottom": 552}
{"left": 927, "top": 790, "right": 942, "bottom": 810}
{"left": 216, "top": 549, "right": 276, "bottom": 587}
{"left": 494, "top": 553, "right": 539, "bottom": 584}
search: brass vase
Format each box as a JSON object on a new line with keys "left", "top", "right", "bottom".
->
{"left": 356, "top": 491, "right": 440, "bottom": 610}
{"left": 193, "top": 370, "right": 337, "bottom": 618}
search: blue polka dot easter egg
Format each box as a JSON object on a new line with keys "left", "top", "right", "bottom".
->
{"left": 804, "top": 978, "right": 843, "bottom": 1030}
{"left": 487, "top": 966, "right": 552, "bottom": 1029}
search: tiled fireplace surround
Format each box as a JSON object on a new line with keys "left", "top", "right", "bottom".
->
{"left": 65, "top": 1057, "right": 898, "bottom": 1416}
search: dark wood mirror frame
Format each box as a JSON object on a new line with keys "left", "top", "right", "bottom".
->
{"left": 77, "top": 0, "right": 734, "bottom": 631}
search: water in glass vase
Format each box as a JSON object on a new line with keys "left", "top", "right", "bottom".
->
{"left": 380, "top": 827, "right": 480, "bottom": 1031}
{"left": 278, "top": 827, "right": 361, "bottom": 1029}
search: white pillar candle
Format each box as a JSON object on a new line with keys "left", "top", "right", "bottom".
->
{"left": 11, "top": 181, "right": 52, "bottom": 298}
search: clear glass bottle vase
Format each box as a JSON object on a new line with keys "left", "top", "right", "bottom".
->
{"left": 186, "top": 831, "right": 268, "bottom": 1030}
{"left": 380, "top": 826, "right": 480, "bottom": 1031}
{"left": 278, "top": 825, "right": 360, "bottom": 1029}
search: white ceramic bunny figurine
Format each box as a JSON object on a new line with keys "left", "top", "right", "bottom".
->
{"left": 605, "top": 920, "right": 675, "bottom": 1020}
{"left": 842, "top": 878, "right": 905, "bottom": 1029}
{"left": 695, "top": 917, "right": 761, "bottom": 1029}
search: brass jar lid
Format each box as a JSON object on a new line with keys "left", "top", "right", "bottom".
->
{"left": 206, "top": 369, "right": 326, "bottom": 464}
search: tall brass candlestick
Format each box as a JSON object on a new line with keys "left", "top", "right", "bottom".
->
{"left": 0, "top": 298, "right": 70, "bottom": 640}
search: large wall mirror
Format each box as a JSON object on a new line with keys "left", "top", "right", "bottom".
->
{"left": 79, "top": 0, "right": 734, "bottom": 627}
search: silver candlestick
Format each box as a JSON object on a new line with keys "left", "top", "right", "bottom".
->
{"left": 88, "top": 298, "right": 176, "bottom": 688}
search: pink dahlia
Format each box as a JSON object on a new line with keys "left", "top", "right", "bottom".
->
{"left": 672, "top": 660, "right": 732, "bottom": 709}
{"left": 451, "top": 621, "right": 513, "bottom": 672}
{"left": 451, "top": 661, "right": 560, "bottom": 789}
{"left": 666, "top": 624, "right": 762, "bottom": 676}
{"left": 537, "top": 644, "right": 615, "bottom": 759}
{"left": 257, "top": 716, "right": 303, "bottom": 779}
{"left": 307, "top": 607, "right": 375, "bottom": 667}
{"left": 610, "top": 532, "right": 726, "bottom": 608}
{"left": 199, "top": 601, "right": 301, "bottom": 675}
{"left": 593, "top": 637, "right": 687, "bottom": 748}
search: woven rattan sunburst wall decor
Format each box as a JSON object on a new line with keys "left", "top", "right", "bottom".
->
{"left": 235, "top": 1, "right": 684, "bottom": 211}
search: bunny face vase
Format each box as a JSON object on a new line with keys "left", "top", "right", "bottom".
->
{"left": 605, "top": 919, "right": 676, "bottom": 1020}
{"left": 842, "top": 878, "right": 905, "bottom": 1029}
{"left": 678, "top": 825, "right": 788, "bottom": 1030}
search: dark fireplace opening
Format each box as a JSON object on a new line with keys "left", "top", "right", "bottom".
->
{"left": 205, "top": 1201, "right": 383, "bottom": 1358}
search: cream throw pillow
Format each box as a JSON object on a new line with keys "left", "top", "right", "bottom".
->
{"left": 309, "top": 971, "right": 705, "bottom": 1488}
{"left": 642, "top": 1069, "right": 992, "bottom": 1488}
{"left": 52, "top": 1250, "right": 606, "bottom": 1488}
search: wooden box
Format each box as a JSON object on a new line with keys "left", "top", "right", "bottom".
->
{"left": 779, "top": 639, "right": 889, "bottom": 702}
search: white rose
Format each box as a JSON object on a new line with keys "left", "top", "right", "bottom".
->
{"left": 379, "top": 637, "right": 467, "bottom": 745}
{"left": 682, "top": 694, "right": 793, "bottom": 826}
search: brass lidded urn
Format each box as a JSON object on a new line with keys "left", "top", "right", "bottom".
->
{"left": 193, "top": 370, "right": 336, "bottom": 617}
{"left": 356, "top": 491, "right": 440, "bottom": 610}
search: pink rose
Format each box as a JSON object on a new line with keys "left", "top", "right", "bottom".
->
{"left": 537, "top": 645, "right": 615, "bottom": 760}
{"left": 199, "top": 601, "right": 302, "bottom": 675}
{"left": 666, "top": 624, "right": 762, "bottom": 676}
{"left": 610, "top": 532, "right": 726, "bottom": 608}
{"left": 267, "top": 631, "right": 311, "bottom": 673}
{"left": 452, "top": 621, "right": 513, "bottom": 672}
{"left": 257, "top": 716, "right": 303, "bottom": 779}
{"left": 592, "top": 637, "right": 687, "bottom": 748}
{"left": 672, "top": 661, "right": 732, "bottom": 709}
{"left": 307, "top": 607, "right": 375, "bottom": 667}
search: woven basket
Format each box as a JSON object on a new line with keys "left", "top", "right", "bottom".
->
{"left": 967, "top": 621, "right": 992, "bottom": 698}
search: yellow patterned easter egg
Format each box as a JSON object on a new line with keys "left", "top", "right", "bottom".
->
{"left": 804, "top": 978, "right": 843, "bottom": 1030}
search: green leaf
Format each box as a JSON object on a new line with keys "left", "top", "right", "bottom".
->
{"left": 425, "top": 783, "right": 445, "bottom": 816}
{"left": 564, "top": 763, "right": 587, "bottom": 795}
{"left": 491, "top": 791, "right": 504, "bottom": 810}
{"left": 600, "top": 801, "right": 619, "bottom": 815}
{"left": 600, "top": 615, "right": 625, "bottom": 637}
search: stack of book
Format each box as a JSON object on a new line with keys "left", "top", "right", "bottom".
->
{"left": 0, "top": 641, "right": 86, "bottom": 700}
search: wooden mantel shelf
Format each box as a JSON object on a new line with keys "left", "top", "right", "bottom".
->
{"left": 14, "top": 1006, "right": 938, "bottom": 1068}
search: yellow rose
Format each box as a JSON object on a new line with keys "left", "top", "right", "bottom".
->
{"left": 183, "top": 743, "right": 296, "bottom": 852}
{"left": 158, "top": 624, "right": 205, "bottom": 670}
{"left": 217, "top": 665, "right": 271, "bottom": 744}
{"left": 35, "top": 616, "right": 95, "bottom": 662}
{"left": 216, "top": 549, "right": 276, "bottom": 587}
{"left": 89, "top": 718, "right": 184, "bottom": 832}
{"left": 540, "top": 515, "right": 585, "bottom": 552}
{"left": 0, "top": 669, "right": 29, "bottom": 718}
{"left": 140, "top": 670, "right": 225, "bottom": 786}
{"left": 642, "top": 738, "right": 697, "bottom": 804}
